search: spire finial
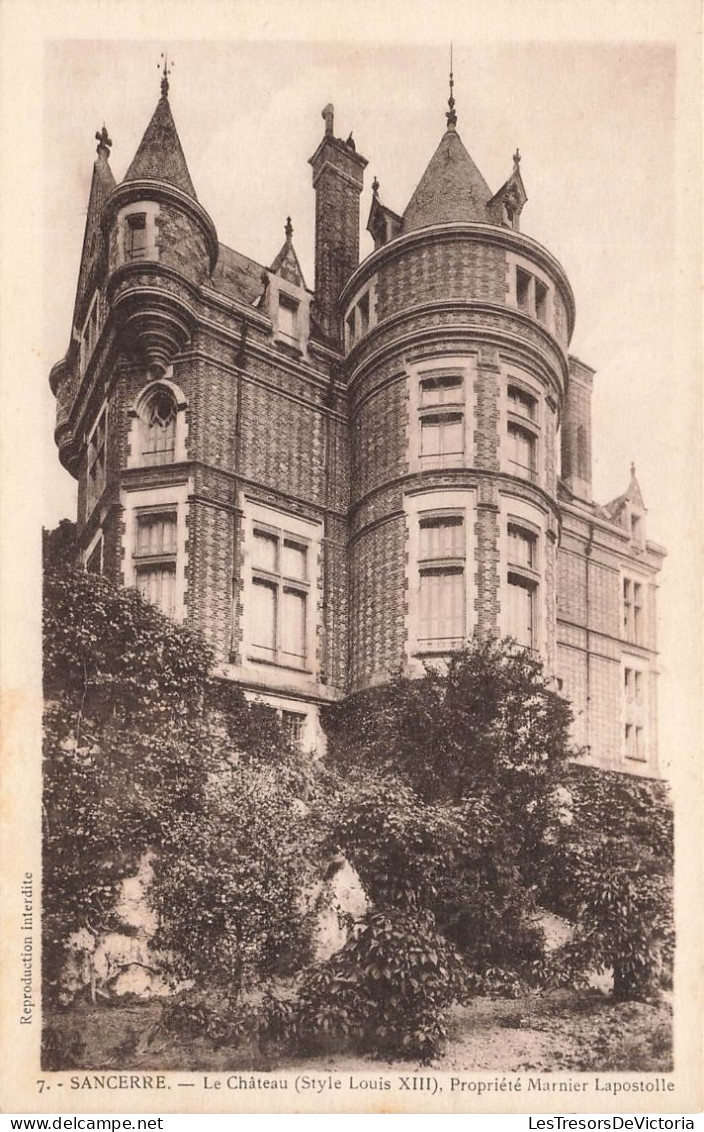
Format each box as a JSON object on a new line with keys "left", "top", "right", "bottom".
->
{"left": 513, "top": 147, "right": 521, "bottom": 170}
{"left": 630, "top": 460, "right": 636, "bottom": 478}
{"left": 372, "top": 176, "right": 380, "bottom": 197}
{"left": 95, "top": 124, "right": 112, "bottom": 159}
{"left": 446, "top": 43, "right": 457, "bottom": 130}
{"left": 158, "top": 51, "right": 172, "bottom": 98}
{"left": 285, "top": 216, "right": 293, "bottom": 241}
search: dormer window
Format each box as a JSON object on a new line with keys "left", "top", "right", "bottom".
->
{"left": 278, "top": 293, "right": 299, "bottom": 343}
{"left": 126, "top": 212, "right": 148, "bottom": 261}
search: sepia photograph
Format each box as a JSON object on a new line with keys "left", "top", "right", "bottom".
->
{"left": 1, "top": 0, "right": 701, "bottom": 1118}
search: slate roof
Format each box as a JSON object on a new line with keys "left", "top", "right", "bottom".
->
{"left": 123, "top": 94, "right": 197, "bottom": 198}
{"left": 402, "top": 127, "right": 493, "bottom": 232}
{"left": 211, "top": 244, "right": 266, "bottom": 306}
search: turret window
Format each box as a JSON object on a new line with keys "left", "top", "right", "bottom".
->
{"left": 419, "top": 372, "right": 465, "bottom": 468}
{"left": 507, "top": 423, "right": 537, "bottom": 481}
{"left": 418, "top": 514, "right": 466, "bottom": 647}
{"left": 516, "top": 268, "right": 532, "bottom": 313}
{"left": 511, "top": 261, "right": 553, "bottom": 329}
{"left": 126, "top": 212, "right": 148, "bottom": 261}
{"left": 505, "top": 520, "right": 540, "bottom": 651}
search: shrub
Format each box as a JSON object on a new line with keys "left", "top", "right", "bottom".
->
{"left": 281, "top": 909, "right": 469, "bottom": 1062}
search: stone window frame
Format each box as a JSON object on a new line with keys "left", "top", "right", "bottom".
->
{"left": 404, "top": 487, "right": 477, "bottom": 668}
{"left": 121, "top": 481, "right": 190, "bottom": 622}
{"left": 407, "top": 355, "right": 475, "bottom": 474}
{"left": 621, "top": 656, "right": 649, "bottom": 764}
{"left": 241, "top": 689, "right": 320, "bottom": 755}
{"left": 86, "top": 400, "right": 108, "bottom": 517}
{"left": 506, "top": 252, "right": 554, "bottom": 332}
{"left": 127, "top": 373, "right": 188, "bottom": 469}
{"left": 83, "top": 527, "right": 104, "bottom": 575}
{"left": 240, "top": 498, "right": 322, "bottom": 679}
{"left": 501, "top": 369, "right": 544, "bottom": 487}
{"left": 344, "top": 278, "right": 378, "bottom": 351}
{"left": 116, "top": 201, "right": 160, "bottom": 266}
{"left": 498, "top": 495, "right": 547, "bottom": 658}
{"left": 79, "top": 290, "right": 101, "bottom": 376}
{"left": 132, "top": 507, "right": 179, "bottom": 619}
{"left": 268, "top": 274, "right": 312, "bottom": 357}
{"left": 621, "top": 572, "right": 646, "bottom": 646}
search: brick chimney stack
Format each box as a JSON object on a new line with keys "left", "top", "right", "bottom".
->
{"left": 309, "top": 104, "right": 367, "bottom": 344}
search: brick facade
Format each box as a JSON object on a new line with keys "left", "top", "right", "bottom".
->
{"left": 50, "top": 86, "right": 665, "bottom": 776}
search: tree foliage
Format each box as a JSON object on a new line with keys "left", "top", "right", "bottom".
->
{"left": 43, "top": 565, "right": 321, "bottom": 1001}
{"left": 546, "top": 765, "right": 674, "bottom": 1000}
{"left": 323, "top": 641, "right": 573, "bottom": 981}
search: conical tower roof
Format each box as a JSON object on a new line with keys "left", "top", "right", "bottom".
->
{"left": 402, "top": 127, "right": 493, "bottom": 232}
{"left": 123, "top": 90, "right": 197, "bottom": 198}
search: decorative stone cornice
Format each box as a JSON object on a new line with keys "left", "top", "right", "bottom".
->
{"left": 340, "top": 221, "right": 576, "bottom": 341}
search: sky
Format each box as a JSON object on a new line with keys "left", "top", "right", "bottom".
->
{"left": 1, "top": 3, "right": 699, "bottom": 778}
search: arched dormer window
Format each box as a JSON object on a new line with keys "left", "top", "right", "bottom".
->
{"left": 128, "top": 377, "right": 187, "bottom": 469}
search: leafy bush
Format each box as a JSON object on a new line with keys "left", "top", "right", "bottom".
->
{"left": 544, "top": 766, "right": 674, "bottom": 1000}
{"left": 43, "top": 565, "right": 324, "bottom": 1002}
{"left": 272, "top": 909, "right": 469, "bottom": 1061}
{"left": 323, "top": 641, "right": 573, "bottom": 986}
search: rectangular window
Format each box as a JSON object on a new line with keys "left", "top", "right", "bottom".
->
{"left": 418, "top": 514, "right": 465, "bottom": 647}
{"left": 419, "top": 514, "right": 464, "bottom": 561}
{"left": 508, "top": 524, "right": 536, "bottom": 569}
{"left": 516, "top": 267, "right": 532, "bottom": 313}
{"left": 623, "top": 577, "right": 644, "bottom": 643}
{"left": 358, "top": 292, "right": 370, "bottom": 337}
{"left": 252, "top": 579, "right": 277, "bottom": 653}
{"left": 419, "top": 567, "right": 464, "bottom": 643}
{"left": 282, "top": 709, "right": 306, "bottom": 749}
{"left": 249, "top": 524, "right": 310, "bottom": 668}
{"left": 346, "top": 310, "right": 356, "bottom": 348}
{"left": 126, "top": 213, "right": 148, "bottom": 261}
{"left": 85, "top": 539, "right": 103, "bottom": 575}
{"left": 420, "top": 412, "right": 464, "bottom": 465}
{"left": 420, "top": 374, "right": 463, "bottom": 407}
{"left": 535, "top": 280, "right": 549, "bottom": 324}
{"left": 133, "top": 509, "right": 178, "bottom": 619}
{"left": 87, "top": 407, "right": 107, "bottom": 513}
{"left": 507, "top": 422, "right": 536, "bottom": 481}
{"left": 80, "top": 295, "right": 100, "bottom": 374}
{"left": 278, "top": 294, "right": 298, "bottom": 341}
{"left": 507, "top": 384, "right": 537, "bottom": 421}
{"left": 507, "top": 574, "right": 536, "bottom": 649}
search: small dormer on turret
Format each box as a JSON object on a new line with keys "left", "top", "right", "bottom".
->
{"left": 367, "top": 177, "right": 403, "bottom": 250}
{"left": 605, "top": 464, "right": 648, "bottom": 549}
{"left": 102, "top": 63, "right": 219, "bottom": 377}
{"left": 264, "top": 218, "right": 312, "bottom": 357}
{"left": 487, "top": 149, "right": 527, "bottom": 231}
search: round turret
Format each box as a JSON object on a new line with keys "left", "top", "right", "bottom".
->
{"left": 102, "top": 86, "right": 218, "bottom": 376}
{"left": 342, "top": 121, "right": 575, "bottom": 690}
